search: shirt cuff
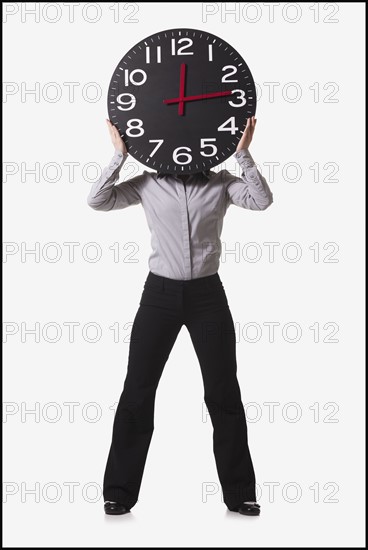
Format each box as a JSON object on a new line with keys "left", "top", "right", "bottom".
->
{"left": 114, "top": 149, "right": 127, "bottom": 157}
{"left": 233, "top": 149, "right": 273, "bottom": 205}
{"left": 108, "top": 150, "right": 127, "bottom": 170}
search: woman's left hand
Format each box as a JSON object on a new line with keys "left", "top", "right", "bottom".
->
{"left": 236, "top": 116, "right": 257, "bottom": 152}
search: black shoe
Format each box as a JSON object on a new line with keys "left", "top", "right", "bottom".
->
{"left": 231, "top": 502, "right": 261, "bottom": 516}
{"left": 104, "top": 501, "right": 130, "bottom": 515}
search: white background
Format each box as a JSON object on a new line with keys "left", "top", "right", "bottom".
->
{"left": 3, "top": 2, "right": 365, "bottom": 547}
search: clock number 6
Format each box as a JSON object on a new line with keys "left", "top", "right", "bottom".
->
{"left": 173, "top": 147, "right": 192, "bottom": 165}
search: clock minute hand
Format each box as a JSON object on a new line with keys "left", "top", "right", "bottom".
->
{"left": 163, "top": 90, "right": 233, "bottom": 107}
{"left": 178, "top": 63, "right": 186, "bottom": 116}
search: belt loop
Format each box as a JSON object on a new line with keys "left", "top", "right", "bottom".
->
{"left": 161, "top": 276, "right": 165, "bottom": 291}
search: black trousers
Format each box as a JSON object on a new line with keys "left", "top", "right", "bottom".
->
{"left": 103, "top": 270, "right": 257, "bottom": 510}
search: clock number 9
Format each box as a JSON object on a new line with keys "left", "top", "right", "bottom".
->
{"left": 117, "top": 93, "right": 136, "bottom": 111}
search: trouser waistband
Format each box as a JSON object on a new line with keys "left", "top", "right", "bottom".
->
{"left": 146, "top": 270, "right": 221, "bottom": 290}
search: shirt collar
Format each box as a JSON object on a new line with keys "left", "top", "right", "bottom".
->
{"left": 156, "top": 170, "right": 210, "bottom": 182}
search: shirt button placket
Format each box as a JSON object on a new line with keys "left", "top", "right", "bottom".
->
{"left": 178, "top": 182, "right": 192, "bottom": 281}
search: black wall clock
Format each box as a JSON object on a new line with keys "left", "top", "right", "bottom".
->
{"left": 107, "top": 27, "right": 256, "bottom": 175}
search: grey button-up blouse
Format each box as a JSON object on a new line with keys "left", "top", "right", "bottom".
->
{"left": 87, "top": 148, "right": 274, "bottom": 280}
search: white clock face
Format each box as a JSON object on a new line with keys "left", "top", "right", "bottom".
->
{"left": 107, "top": 28, "right": 256, "bottom": 174}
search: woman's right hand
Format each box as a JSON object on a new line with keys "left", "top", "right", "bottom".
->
{"left": 106, "top": 119, "right": 127, "bottom": 154}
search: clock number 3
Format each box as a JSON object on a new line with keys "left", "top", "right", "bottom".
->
{"left": 228, "top": 89, "right": 247, "bottom": 108}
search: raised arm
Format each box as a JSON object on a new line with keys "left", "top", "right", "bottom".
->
{"left": 224, "top": 117, "right": 273, "bottom": 211}
{"left": 86, "top": 120, "right": 143, "bottom": 211}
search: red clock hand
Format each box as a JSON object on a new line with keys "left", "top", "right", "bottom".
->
{"left": 164, "top": 90, "right": 233, "bottom": 106}
{"left": 165, "top": 63, "right": 233, "bottom": 115}
{"left": 178, "top": 63, "right": 186, "bottom": 116}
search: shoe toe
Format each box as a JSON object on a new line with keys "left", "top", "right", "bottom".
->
{"left": 104, "top": 501, "right": 130, "bottom": 515}
{"left": 237, "top": 502, "right": 261, "bottom": 516}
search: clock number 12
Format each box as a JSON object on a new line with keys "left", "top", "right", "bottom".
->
{"left": 171, "top": 38, "right": 194, "bottom": 56}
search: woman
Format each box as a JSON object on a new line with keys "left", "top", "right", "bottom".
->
{"left": 87, "top": 117, "right": 273, "bottom": 516}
